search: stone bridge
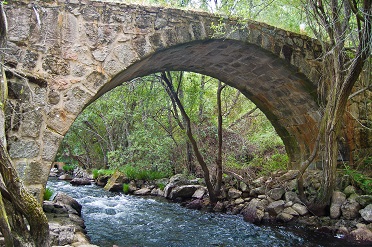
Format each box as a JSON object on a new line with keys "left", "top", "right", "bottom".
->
{"left": 3, "top": 0, "right": 326, "bottom": 201}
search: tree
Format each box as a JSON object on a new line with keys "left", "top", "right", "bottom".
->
{"left": 296, "top": 0, "right": 372, "bottom": 212}
{"left": 161, "top": 71, "right": 226, "bottom": 204}
{"left": 0, "top": 2, "right": 50, "bottom": 245}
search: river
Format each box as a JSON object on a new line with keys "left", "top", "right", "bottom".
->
{"left": 47, "top": 179, "right": 359, "bottom": 247}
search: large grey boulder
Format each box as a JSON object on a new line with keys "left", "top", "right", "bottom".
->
{"left": 267, "top": 188, "right": 285, "bottom": 200}
{"left": 241, "top": 199, "right": 265, "bottom": 224}
{"left": 168, "top": 185, "right": 203, "bottom": 200}
{"left": 330, "top": 191, "right": 346, "bottom": 219}
{"left": 267, "top": 200, "right": 285, "bottom": 216}
{"left": 70, "top": 177, "right": 91, "bottom": 186}
{"left": 291, "top": 203, "right": 308, "bottom": 216}
{"left": 53, "top": 192, "right": 82, "bottom": 216}
{"left": 164, "top": 174, "right": 190, "bottom": 198}
{"left": 341, "top": 199, "right": 361, "bottom": 220}
{"left": 359, "top": 204, "right": 372, "bottom": 223}
{"left": 228, "top": 188, "right": 242, "bottom": 199}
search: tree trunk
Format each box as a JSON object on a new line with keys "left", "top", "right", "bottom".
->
{"left": 215, "top": 81, "right": 225, "bottom": 196}
{"left": 0, "top": 141, "right": 50, "bottom": 246}
{"left": 161, "top": 72, "right": 218, "bottom": 204}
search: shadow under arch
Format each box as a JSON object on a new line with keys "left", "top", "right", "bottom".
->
{"left": 86, "top": 39, "right": 320, "bottom": 168}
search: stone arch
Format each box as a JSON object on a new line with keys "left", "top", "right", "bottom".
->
{"left": 88, "top": 39, "right": 320, "bottom": 166}
{"left": 4, "top": 0, "right": 322, "bottom": 202}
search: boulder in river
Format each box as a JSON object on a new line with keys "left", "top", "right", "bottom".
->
{"left": 70, "top": 177, "right": 92, "bottom": 186}
{"left": 242, "top": 198, "right": 265, "bottom": 224}
{"left": 58, "top": 174, "right": 73, "bottom": 180}
{"left": 53, "top": 192, "right": 82, "bottom": 216}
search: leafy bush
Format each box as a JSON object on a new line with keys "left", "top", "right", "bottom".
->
{"left": 344, "top": 166, "right": 372, "bottom": 194}
{"left": 92, "top": 169, "right": 115, "bottom": 179}
{"left": 123, "top": 183, "right": 130, "bottom": 194}
{"left": 44, "top": 187, "right": 54, "bottom": 201}
{"left": 62, "top": 164, "right": 75, "bottom": 173}
{"left": 249, "top": 152, "right": 288, "bottom": 176}
{"left": 120, "top": 165, "right": 169, "bottom": 180}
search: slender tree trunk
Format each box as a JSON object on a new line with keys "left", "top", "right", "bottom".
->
{"left": 215, "top": 81, "right": 225, "bottom": 196}
{"left": 161, "top": 72, "right": 218, "bottom": 204}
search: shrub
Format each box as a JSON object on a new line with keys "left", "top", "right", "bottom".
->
{"left": 120, "top": 165, "right": 169, "bottom": 181}
{"left": 44, "top": 187, "right": 54, "bottom": 201}
{"left": 92, "top": 169, "right": 115, "bottom": 179}
{"left": 344, "top": 166, "right": 372, "bottom": 194}
{"left": 123, "top": 183, "right": 130, "bottom": 194}
{"left": 62, "top": 164, "right": 75, "bottom": 173}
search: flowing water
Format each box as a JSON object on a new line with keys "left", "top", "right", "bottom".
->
{"left": 47, "top": 179, "right": 360, "bottom": 247}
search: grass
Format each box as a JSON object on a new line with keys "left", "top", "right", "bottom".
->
{"left": 120, "top": 165, "right": 169, "bottom": 180}
{"left": 63, "top": 164, "right": 75, "bottom": 173}
{"left": 44, "top": 187, "right": 54, "bottom": 201}
{"left": 123, "top": 183, "right": 130, "bottom": 194}
{"left": 344, "top": 165, "right": 372, "bottom": 194}
{"left": 92, "top": 169, "right": 115, "bottom": 179}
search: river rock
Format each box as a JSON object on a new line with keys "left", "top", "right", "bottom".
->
{"left": 349, "top": 223, "right": 372, "bottom": 242}
{"left": 228, "top": 188, "right": 242, "bottom": 199}
{"left": 284, "top": 191, "right": 301, "bottom": 203}
{"left": 53, "top": 192, "right": 82, "bottom": 216}
{"left": 341, "top": 199, "right": 362, "bottom": 220}
{"left": 356, "top": 195, "right": 372, "bottom": 207}
{"left": 292, "top": 203, "right": 308, "bottom": 216}
{"left": 330, "top": 191, "right": 346, "bottom": 219}
{"left": 344, "top": 185, "right": 356, "bottom": 197}
{"left": 70, "top": 178, "right": 91, "bottom": 186}
{"left": 239, "top": 182, "right": 249, "bottom": 192}
{"left": 282, "top": 207, "right": 299, "bottom": 216}
{"left": 192, "top": 187, "right": 206, "bottom": 199}
{"left": 151, "top": 188, "right": 164, "bottom": 197}
{"left": 267, "top": 200, "right": 285, "bottom": 216}
{"left": 267, "top": 188, "right": 285, "bottom": 200}
{"left": 164, "top": 174, "right": 190, "bottom": 198}
{"left": 213, "top": 201, "right": 225, "bottom": 212}
{"left": 169, "top": 185, "right": 202, "bottom": 200}
{"left": 241, "top": 198, "right": 265, "bottom": 224}
{"left": 58, "top": 174, "right": 73, "bottom": 180}
{"left": 186, "top": 199, "right": 203, "bottom": 210}
{"left": 277, "top": 212, "right": 294, "bottom": 222}
{"left": 134, "top": 187, "right": 151, "bottom": 195}
{"left": 360, "top": 204, "right": 372, "bottom": 223}
{"left": 278, "top": 170, "right": 299, "bottom": 182}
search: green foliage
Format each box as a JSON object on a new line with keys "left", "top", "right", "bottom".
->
{"left": 123, "top": 183, "right": 130, "bottom": 194}
{"left": 157, "top": 183, "right": 166, "bottom": 191}
{"left": 120, "top": 165, "right": 170, "bottom": 180}
{"left": 43, "top": 187, "right": 54, "bottom": 201}
{"left": 250, "top": 152, "right": 288, "bottom": 176}
{"left": 344, "top": 166, "right": 372, "bottom": 194}
{"left": 92, "top": 169, "right": 115, "bottom": 179}
{"left": 62, "top": 164, "right": 75, "bottom": 173}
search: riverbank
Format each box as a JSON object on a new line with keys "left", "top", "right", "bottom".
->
{"left": 49, "top": 168, "right": 372, "bottom": 246}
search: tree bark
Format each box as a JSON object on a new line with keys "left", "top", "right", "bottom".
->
{"left": 0, "top": 141, "right": 50, "bottom": 246}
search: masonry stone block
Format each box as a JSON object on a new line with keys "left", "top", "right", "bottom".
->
{"left": 8, "top": 139, "right": 39, "bottom": 159}
{"left": 42, "top": 131, "right": 63, "bottom": 161}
